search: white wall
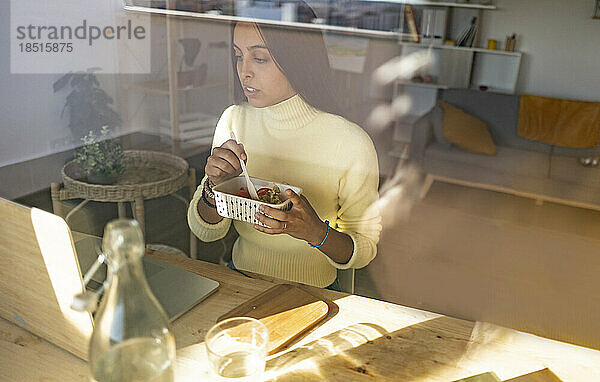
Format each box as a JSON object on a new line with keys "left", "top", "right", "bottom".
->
{"left": 480, "top": 0, "right": 600, "bottom": 101}
{"left": 0, "top": 1, "right": 129, "bottom": 168}
{"left": 0, "top": 4, "right": 68, "bottom": 167}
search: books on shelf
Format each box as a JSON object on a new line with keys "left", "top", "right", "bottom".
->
{"left": 421, "top": 8, "right": 434, "bottom": 44}
{"left": 456, "top": 16, "right": 479, "bottom": 47}
{"left": 433, "top": 8, "right": 448, "bottom": 45}
{"left": 420, "top": 7, "right": 447, "bottom": 46}
{"left": 505, "top": 34, "right": 517, "bottom": 52}
{"left": 404, "top": 5, "right": 420, "bottom": 43}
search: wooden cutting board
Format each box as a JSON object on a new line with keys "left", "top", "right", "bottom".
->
{"left": 505, "top": 368, "right": 562, "bottom": 382}
{"left": 218, "top": 284, "right": 330, "bottom": 355}
{"left": 453, "top": 372, "right": 501, "bottom": 382}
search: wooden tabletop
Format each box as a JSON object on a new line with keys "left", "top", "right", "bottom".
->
{"left": 2, "top": 249, "right": 600, "bottom": 381}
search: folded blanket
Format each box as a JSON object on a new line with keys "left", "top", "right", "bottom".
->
{"left": 518, "top": 95, "right": 600, "bottom": 148}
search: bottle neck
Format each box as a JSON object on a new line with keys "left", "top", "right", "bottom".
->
{"left": 107, "top": 253, "right": 149, "bottom": 290}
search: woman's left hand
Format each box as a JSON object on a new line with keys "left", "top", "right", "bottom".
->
{"left": 254, "top": 189, "right": 328, "bottom": 246}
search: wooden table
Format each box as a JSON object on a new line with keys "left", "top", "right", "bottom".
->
{"left": 2, "top": 250, "right": 600, "bottom": 381}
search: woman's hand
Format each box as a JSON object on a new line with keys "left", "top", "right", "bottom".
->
{"left": 205, "top": 139, "right": 246, "bottom": 186}
{"left": 254, "top": 189, "right": 328, "bottom": 246}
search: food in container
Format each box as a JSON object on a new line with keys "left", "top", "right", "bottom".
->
{"left": 237, "top": 185, "right": 283, "bottom": 204}
{"left": 212, "top": 176, "right": 302, "bottom": 226}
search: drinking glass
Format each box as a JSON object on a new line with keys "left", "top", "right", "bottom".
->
{"left": 205, "top": 317, "right": 269, "bottom": 381}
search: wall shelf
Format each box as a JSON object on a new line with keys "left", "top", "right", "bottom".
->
{"left": 400, "top": 42, "right": 521, "bottom": 57}
{"left": 469, "top": 47, "right": 520, "bottom": 56}
{"left": 125, "top": 1, "right": 498, "bottom": 41}
{"left": 469, "top": 86, "right": 514, "bottom": 95}
{"left": 360, "top": 0, "right": 496, "bottom": 10}
{"left": 396, "top": 3, "right": 522, "bottom": 95}
{"left": 124, "top": 5, "right": 399, "bottom": 40}
{"left": 397, "top": 80, "right": 449, "bottom": 89}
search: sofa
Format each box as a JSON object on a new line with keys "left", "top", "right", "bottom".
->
{"left": 411, "top": 89, "right": 600, "bottom": 211}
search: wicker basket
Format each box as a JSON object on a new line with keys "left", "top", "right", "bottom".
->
{"left": 61, "top": 150, "right": 189, "bottom": 202}
{"left": 213, "top": 176, "right": 302, "bottom": 226}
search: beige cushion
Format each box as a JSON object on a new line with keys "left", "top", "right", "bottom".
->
{"left": 439, "top": 101, "right": 496, "bottom": 156}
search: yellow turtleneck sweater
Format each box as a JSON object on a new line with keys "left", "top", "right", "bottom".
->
{"left": 188, "top": 95, "right": 381, "bottom": 288}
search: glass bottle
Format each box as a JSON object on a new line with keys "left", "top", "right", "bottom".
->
{"left": 89, "top": 219, "right": 176, "bottom": 382}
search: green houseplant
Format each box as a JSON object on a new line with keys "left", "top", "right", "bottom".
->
{"left": 74, "top": 126, "right": 125, "bottom": 184}
{"left": 53, "top": 68, "right": 121, "bottom": 141}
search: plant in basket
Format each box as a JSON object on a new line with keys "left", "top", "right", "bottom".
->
{"left": 74, "top": 126, "right": 125, "bottom": 185}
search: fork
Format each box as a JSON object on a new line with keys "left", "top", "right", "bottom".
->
{"left": 230, "top": 130, "right": 259, "bottom": 200}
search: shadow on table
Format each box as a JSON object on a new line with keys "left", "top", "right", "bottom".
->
{"left": 264, "top": 316, "right": 515, "bottom": 381}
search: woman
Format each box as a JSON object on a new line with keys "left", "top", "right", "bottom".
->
{"left": 188, "top": 18, "right": 381, "bottom": 290}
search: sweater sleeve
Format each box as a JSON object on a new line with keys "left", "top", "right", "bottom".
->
{"left": 187, "top": 106, "right": 237, "bottom": 242}
{"left": 326, "top": 132, "right": 382, "bottom": 270}
{"left": 187, "top": 176, "right": 232, "bottom": 242}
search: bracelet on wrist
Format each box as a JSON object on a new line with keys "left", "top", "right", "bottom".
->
{"left": 309, "top": 220, "right": 330, "bottom": 248}
{"left": 201, "top": 186, "right": 216, "bottom": 209}
{"left": 204, "top": 178, "right": 215, "bottom": 199}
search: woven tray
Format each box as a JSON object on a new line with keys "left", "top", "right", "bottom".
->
{"left": 61, "top": 150, "right": 189, "bottom": 202}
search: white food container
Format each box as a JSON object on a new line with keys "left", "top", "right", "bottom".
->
{"left": 213, "top": 176, "right": 302, "bottom": 226}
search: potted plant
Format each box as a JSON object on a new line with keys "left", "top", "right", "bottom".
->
{"left": 74, "top": 126, "right": 125, "bottom": 184}
{"left": 53, "top": 68, "right": 121, "bottom": 141}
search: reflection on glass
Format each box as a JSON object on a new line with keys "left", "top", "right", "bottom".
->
{"left": 125, "top": 0, "right": 405, "bottom": 33}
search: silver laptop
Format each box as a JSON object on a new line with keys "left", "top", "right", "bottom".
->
{"left": 0, "top": 197, "right": 218, "bottom": 360}
{"left": 75, "top": 235, "right": 219, "bottom": 322}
